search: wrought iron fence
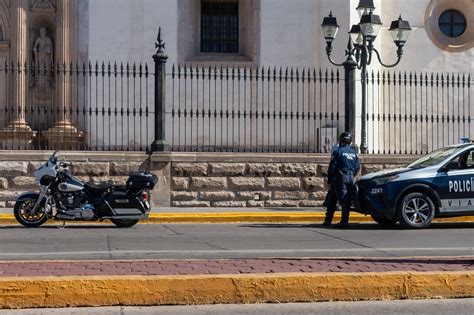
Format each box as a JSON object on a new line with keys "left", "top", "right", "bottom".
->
{"left": 366, "top": 71, "right": 473, "bottom": 155}
{"left": 166, "top": 65, "right": 345, "bottom": 153}
{"left": 1, "top": 60, "right": 472, "bottom": 155}
{"left": 0, "top": 61, "right": 154, "bottom": 151}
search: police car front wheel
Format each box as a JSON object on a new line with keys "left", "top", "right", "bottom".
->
{"left": 397, "top": 192, "right": 435, "bottom": 229}
{"left": 370, "top": 214, "right": 398, "bottom": 226}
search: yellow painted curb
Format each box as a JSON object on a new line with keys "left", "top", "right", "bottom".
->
{"left": 0, "top": 213, "right": 472, "bottom": 225}
{"left": 0, "top": 271, "right": 473, "bottom": 309}
{"left": 154, "top": 212, "right": 370, "bottom": 224}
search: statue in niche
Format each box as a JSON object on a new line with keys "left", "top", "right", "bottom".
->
{"left": 33, "top": 27, "right": 53, "bottom": 67}
{"left": 31, "top": 26, "right": 54, "bottom": 90}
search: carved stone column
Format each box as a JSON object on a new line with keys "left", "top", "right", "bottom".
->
{"left": 0, "top": 0, "right": 36, "bottom": 149}
{"left": 44, "top": 0, "right": 83, "bottom": 149}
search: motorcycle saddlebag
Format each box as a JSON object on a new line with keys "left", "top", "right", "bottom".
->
{"left": 126, "top": 172, "right": 158, "bottom": 191}
{"left": 105, "top": 191, "right": 146, "bottom": 215}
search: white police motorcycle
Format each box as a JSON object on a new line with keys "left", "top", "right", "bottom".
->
{"left": 14, "top": 151, "right": 156, "bottom": 228}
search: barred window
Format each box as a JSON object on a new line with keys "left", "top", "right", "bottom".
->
{"left": 201, "top": 1, "right": 239, "bottom": 53}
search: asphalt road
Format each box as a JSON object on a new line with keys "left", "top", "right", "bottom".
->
{"left": 0, "top": 222, "right": 473, "bottom": 260}
{"left": 3, "top": 299, "right": 474, "bottom": 315}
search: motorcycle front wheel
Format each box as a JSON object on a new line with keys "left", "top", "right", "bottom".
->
{"left": 110, "top": 218, "right": 139, "bottom": 228}
{"left": 14, "top": 199, "right": 48, "bottom": 228}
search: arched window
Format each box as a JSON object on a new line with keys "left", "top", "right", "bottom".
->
{"left": 438, "top": 10, "right": 467, "bottom": 38}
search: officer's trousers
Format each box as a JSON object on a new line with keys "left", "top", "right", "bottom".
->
{"left": 323, "top": 186, "right": 337, "bottom": 224}
{"left": 334, "top": 174, "right": 355, "bottom": 224}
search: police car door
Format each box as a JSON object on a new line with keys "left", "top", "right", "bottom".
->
{"left": 437, "top": 148, "right": 474, "bottom": 214}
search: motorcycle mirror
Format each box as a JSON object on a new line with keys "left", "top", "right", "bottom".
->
{"left": 49, "top": 151, "right": 58, "bottom": 161}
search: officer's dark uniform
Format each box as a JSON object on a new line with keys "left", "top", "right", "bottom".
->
{"left": 324, "top": 133, "right": 360, "bottom": 227}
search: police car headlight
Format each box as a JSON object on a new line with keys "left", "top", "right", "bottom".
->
{"left": 374, "top": 175, "right": 399, "bottom": 186}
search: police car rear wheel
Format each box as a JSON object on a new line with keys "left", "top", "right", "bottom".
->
{"left": 397, "top": 193, "right": 435, "bottom": 229}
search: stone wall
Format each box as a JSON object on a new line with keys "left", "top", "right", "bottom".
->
{"left": 0, "top": 151, "right": 418, "bottom": 209}
{"left": 0, "top": 152, "right": 168, "bottom": 208}
{"left": 167, "top": 156, "right": 415, "bottom": 208}
{"left": 170, "top": 162, "right": 325, "bottom": 208}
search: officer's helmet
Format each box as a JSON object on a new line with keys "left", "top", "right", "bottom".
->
{"left": 339, "top": 132, "right": 353, "bottom": 145}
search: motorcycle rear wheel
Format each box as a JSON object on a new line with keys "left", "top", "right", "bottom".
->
{"left": 14, "top": 199, "right": 48, "bottom": 228}
{"left": 110, "top": 218, "right": 139, "bottom": 228}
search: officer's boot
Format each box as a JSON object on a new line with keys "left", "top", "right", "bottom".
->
{"left": 323, "top": 211, "right": 334, "bottom": 226}
{"left": 323, "top": 199, "right": 337, "bottom": 226}
{"left": 335, "top": 205, "right": 350, "bottom": 228}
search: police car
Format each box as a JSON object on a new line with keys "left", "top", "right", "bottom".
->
{"left": 355, "top": 142, "right": 474, "bottom": 229}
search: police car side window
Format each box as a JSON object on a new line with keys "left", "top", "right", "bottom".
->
{"left": 464, "top": 150, "right": 474, "bottom": 168}
{"left": 454, "top": 149, "right": 474, "bottom": 170}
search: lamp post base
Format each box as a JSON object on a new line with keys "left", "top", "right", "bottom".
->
{"left": 350, "top": 143, "right": 360, "bottom": 154}
{"left": 151, "top": 140, "right": 169, "bottom": 152}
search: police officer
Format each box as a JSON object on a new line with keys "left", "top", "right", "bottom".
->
{"left": 324, "top": 132, "right": 360, "bottom": 228}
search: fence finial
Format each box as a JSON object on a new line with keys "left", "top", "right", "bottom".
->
{"left": 155, "top": 27, "right": 166, "bottom": 54}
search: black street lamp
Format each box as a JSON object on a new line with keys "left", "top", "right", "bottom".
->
{"left": 321, "top": 0, "right": 412, "bottom": 153}
{"left": 356, "top": 0, "right": 375, "bottom": 18}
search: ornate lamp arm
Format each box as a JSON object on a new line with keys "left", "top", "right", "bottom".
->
{"left": 326, "top": 39, "right": 360, "bottom": 67}
{"left": 354, "top": 45, "right": 368, "bottom": 70}
{"left": 364, "top": 39, "right": 375, "bottom": 66}
{"left": 326, "top": 54, "right": 346, "bottom": 67}
{"left": 325, "top": 44, "right": 345, "bottom": 67}
{"left": 372, "top": 47, "right": 402, "bottom": 68}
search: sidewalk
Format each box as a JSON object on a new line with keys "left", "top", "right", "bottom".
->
{"left": 0, "top": 257, "right": 473, "bottom": 309}
{"left": 0, "top": 257, "right": 473, "bottom": 277}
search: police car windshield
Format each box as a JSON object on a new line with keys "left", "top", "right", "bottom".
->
{"left": 408, "top": 146, "right": 463, "bottom": 169}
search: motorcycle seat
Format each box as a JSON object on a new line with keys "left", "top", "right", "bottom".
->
{"left": 85, "top": 181, "right": 113, "bottom": 193}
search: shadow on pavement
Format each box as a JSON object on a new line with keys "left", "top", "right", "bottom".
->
{"left": 266, "top": 256, "right": 474, "bottom": 267}
{"left": 240, "top": 222, "right": 474, "bottom": 230}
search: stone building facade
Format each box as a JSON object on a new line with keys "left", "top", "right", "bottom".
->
{"left": 81, "top": 0, "right": 473, "bottom": 69}
{"left": 0, "top": 0, "right": 85, "bottom": 148}
{"left": 0, "top": 0, "right": 472, "bottom": 151}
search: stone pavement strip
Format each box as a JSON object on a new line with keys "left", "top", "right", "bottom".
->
{"left": 0, "top": 257, "right": 472, "bottom": 277}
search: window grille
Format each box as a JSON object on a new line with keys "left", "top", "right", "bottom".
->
{"left": 201, "top": 1, "right": 239, "bottom": 53}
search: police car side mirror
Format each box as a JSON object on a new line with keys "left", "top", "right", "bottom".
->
{"left": 438, "top": 166, "right": 448, "bottom": 173}
{"left": 439, "top": 161, "right": 458, "bottom": 173}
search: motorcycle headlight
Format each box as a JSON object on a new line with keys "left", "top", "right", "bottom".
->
{"left": 374, "top": 175, "right": 399, "bottom": 186}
